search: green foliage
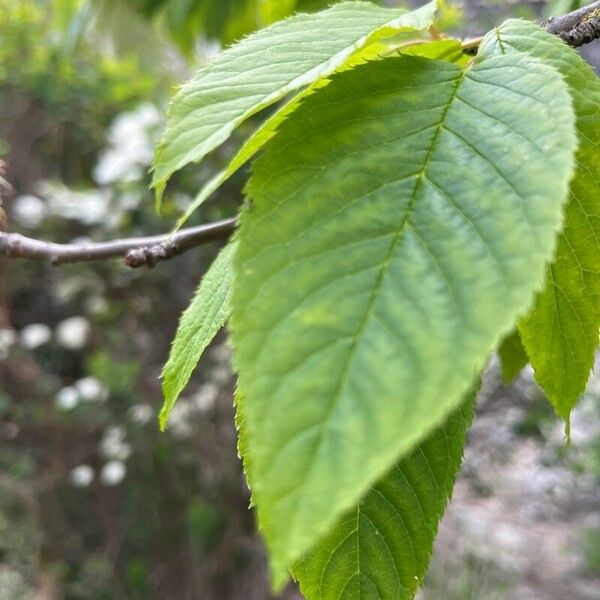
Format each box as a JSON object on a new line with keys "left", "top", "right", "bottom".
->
{"left": 498, "top": 330, "right": 528, "bottom": 384}
{"left": 160, "top": 242, "right": 236, "bottom": 430}
{"left": 106, "top": 0, "right": 356, "bottom": 51}
{"left": 0, "top": 0, "right": 153, "bottom": 181}
{"left": 152, "top": 0, "right": 439, "bottom": 204}
{"left": 582, "top": 527, "right": 600, "bottom": 574}
{"left": 174, "top": 37, "right": 470, "bottom": 231}
{"left": 230, "top": 52, "right": 576, "bottom": 587}
{"left": 155, "top": 3, "right": 600, "bottom": 597}
{"left": 0, "top": 1, "right": 150, "bottom": 104}
{"left": 293, "top": 393, "right": 475, "bottom": 599}
{"left": 546, "top": 0, "right": 588, "bottom": 17}
{"left": 480, "top": 21, "right": 600, "bottom": 422}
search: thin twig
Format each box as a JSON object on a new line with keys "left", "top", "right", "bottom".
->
{"left": 461, "top": 0, "right": 600, "bottom": 52}
{"left": 0, "top": 217, "right": 236, "bottom": 268}
{"left": 545, "top": 0, "right": 600, "bottom": 47}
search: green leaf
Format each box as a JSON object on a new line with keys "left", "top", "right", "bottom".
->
{"left": 498, "top": 330, "right": 529, "bottom": 384}
{"left": 293, "top": 391, "right": 475, "bottom": 600}
{"left": 160, "top": 242, "right": 236, "bottom": 431}
{"left": 399, "top": 39, "right": 468, "bottom": 65}
{"left": 479, "top": 20, "right": 600, "bottom": 420}
{"left": 174, "top": 39, "right": 468, "bottom": 230}
{"left": 152, "top": 0, "right": 440, "bottom": 203}
{"left": 231, "top": 54, "right": 576, "bottom": 587}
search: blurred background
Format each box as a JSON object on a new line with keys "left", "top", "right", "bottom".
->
{"left": 0, "top": 1, "right": 598, "bottom": 598}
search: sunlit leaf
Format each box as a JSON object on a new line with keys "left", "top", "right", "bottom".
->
{"left": 231, "top": 54, "right": 576, "bottom": 586}
{"left": 480, "top": 20, "right": 600, "bottom": 420}
{"left": 160, "top": 242, "right": 236, "bottom": 430}
{"left": 152, "top": 1, "right": 440, "bottom": 203}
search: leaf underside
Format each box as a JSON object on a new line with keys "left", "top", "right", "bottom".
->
{"left": 231, "top": 53, "right": 576, "bottom": 586}
{"left": 160, "top": 242, "right": 236, "bottom": 430}
{"left": 498, "top": 329, "right": 529, "bottom": 384}
{"left": 152, "top": 0, "right": 439, "bottom": 202}
{"left": 480, "top": 20, "right": 600, "bottom": 420}
{"left": 293, "top": 392, "right": 476, "bottom": 600}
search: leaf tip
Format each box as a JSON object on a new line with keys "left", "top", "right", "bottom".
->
{"left": 158, "top": 391, "right": 172, "bottom": 432}
{"left": 158, "top": 407, "right": 168, "bottom": 432}
{"left": 269, "top": 564, "right": 291, "bottom": 596}
{"left": 153, "top": 179, "right": 166, "bottom": 214}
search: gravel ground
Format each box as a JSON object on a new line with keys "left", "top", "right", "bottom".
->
{"left": 421, "top": 360, "right": 600, "bottom": 600}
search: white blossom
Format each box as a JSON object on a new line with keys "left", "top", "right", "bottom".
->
{"left": 0, "top": 328, "right": 16, "bottom": 360}
{"left": 211, "top": 343, "right": 231, "bottom": 365}
{"left": 74, "top": 377, "right": 108, "bottom": 403}
{"left": 193, "top": 383, "right": 218, "bottom": 412}
{"left": 129, "top": 404, "right": 153, "bottom": 426}
{"left": 39, "top": 181, "right": 111, "bottom": 225}
{"left": 99, "top": 425, "right": 130, "bottom": 460}
{"left": 167, "top": 400, "right": 194, "bottom": 439}
{"left": 210, "top": 365, "right": 231, "bottom": 385}
{"left": 93, "top": 103, "right": 162, "bottom": 185}
{"left": 85, "top": 295, "right": 109, "bottom": 316}
{"left": 100, "top": 460, "right": 126, "bottom": 486}
{"left": 55, "top": 316, "right": 91, "bottom": 350}
{"left": 70, "top": 464, "right": 94, "bottom": 488}
{"left": 99, "top": 437, "right": 131, "bottom": 461}
{"left": 118, "top": 191, "right": 142, "bottom": 211}
{"left": 11, "top": 194, "right": 47, "bottom": 228}
{"left": 104, "top": 425, "right": 125, "bottom": 441}
{"left": 55, "top": 386, "right": 79, "bottom": 411}
{"left": 20, "top": 323, "right": 52, "bottom": 349}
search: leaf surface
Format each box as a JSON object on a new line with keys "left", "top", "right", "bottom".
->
{"left": 480, "top": 20, "right": 600, "bottom": 419}
{"left": 498, "top": 330, "right": 529, "bottom": 384}
{"left": 293, "top": 393, "right": 475, "bottom": 600}
{"left": 152, "top": 0, "right": 439, "bottom": 201}
{"left": 173, "top": 39, "right": 469, "bottom": 230}
{"left": 231, "top": 54, "right": 576, "bottom": 586}
{"left": 160, "top": 242, "right": 236, "bottom": 430}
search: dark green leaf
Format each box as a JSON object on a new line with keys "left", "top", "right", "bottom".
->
{"left": 293, "top": 392, "right": 476, "bottom": 600}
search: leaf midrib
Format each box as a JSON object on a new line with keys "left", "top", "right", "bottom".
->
{"left": 284, "top": 67, "right": 468, "bottom": 533}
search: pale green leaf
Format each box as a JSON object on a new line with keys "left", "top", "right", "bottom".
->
{"left": 399, "top": 38, "right": 468, "bottom": 64}
{"left": 160, "top": 242, "right": 236, "bottom": 430}
{"left": 231, "top": 54, "right": 576, "bottom": 587}
{"left": 480, "top": 20, "right": 600, "bottom": 420}
{"left": 498, "top": 330, "right": 529, "bottom": 384}
{"left": 175, "top": 38, "right": 468, "bottom": 230}
{"left": 293, "top": 392, "right": 475, "bottom": 600}
{"left": 152, "top": 0, "right": 440, "bottom": 202}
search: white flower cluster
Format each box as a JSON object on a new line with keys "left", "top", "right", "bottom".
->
{"left": 55, "top": 316, "right": 91, "bottom": 350}
{"left": 9, "top": 103, "right": 162, "bottom": 232}
{"left": 11, "top": 194, "right": 48, "bottom": 228}
{"left": 0, "top": 328, "right": 16, "bottom": 360}
{"left": 19, "top": 316, "right": 91, "bottom": 352}
{"left": 99, "top": 426, "right": 131, "bottom": 461}
{"left": 20, "top": 323, "right": 52, "bottom": 349}
{"left": 70, "top": 464, "right": 94, "bottom": 488}
{"left": 128, "top": 403, "right": 154, "bottom": 426}
{"left": 55, "top": 376, "right": 109, "bottom": 411}
{"left": 38, "top": 181, "right": 112, "bottom": 226}
{"left": 69, "top": 426, "right": 130, "bottom": 489}
{"left": 93, "top": 103, "right": 162, "bottom": 186}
